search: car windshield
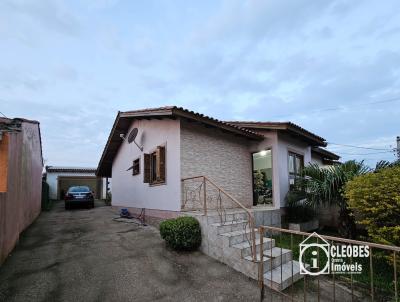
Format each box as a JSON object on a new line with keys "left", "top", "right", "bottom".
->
{"left": 68, "top": 186, "right": 90, "bottom": 193}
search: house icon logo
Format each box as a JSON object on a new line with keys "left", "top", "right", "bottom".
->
{"left": 299, "top": 232, "right": 330, "bottom": 275}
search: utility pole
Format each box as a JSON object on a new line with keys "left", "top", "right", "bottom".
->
{"left": 397, "top": 136, "right": 400, "bottom": 160}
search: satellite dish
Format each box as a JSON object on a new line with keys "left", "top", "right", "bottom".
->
{"left": 126, "top": 128, "right": 143, "bottom": 151}
{"left": 128, "top": 128, "right": 138, "bottom": 144}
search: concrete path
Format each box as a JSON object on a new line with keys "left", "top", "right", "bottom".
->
{"left": 0, "top": 201, "right": 278, "bottom": 302}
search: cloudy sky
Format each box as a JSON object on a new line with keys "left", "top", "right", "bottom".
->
{"left": 1, "top": 0, "right": 399, "bottom": 168}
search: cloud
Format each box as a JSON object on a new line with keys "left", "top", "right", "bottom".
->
{"left": 0, "top": 0, "right": 80, "bottom": 36}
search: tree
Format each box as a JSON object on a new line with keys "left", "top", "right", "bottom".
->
{"left": 301, "top": 160, "right": 369, "bottom": 239}
{"left": 345, "top": 166, "right": 400, "bottom": 246}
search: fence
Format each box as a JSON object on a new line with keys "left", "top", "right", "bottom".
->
{"left": 258, "top": 225, "right": 400, "bottom": 302}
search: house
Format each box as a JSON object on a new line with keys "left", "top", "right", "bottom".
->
{"left": 96, "top": 106, "right": 339, "bottom": 225}
{"left": 45, "top": 166, "right": 108, "bottom": 200}
{"left": 96, "top": 106, "right": 340, "bottom": 290}
{"left": 0, "top": 117, "right": 43, "bottom": 265}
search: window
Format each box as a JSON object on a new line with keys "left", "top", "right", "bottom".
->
{"left": 132, "top": 158, "right": 140, "bottom": 176}
{"left": 288, "top": 152, "right": 304, "bottom": 188}
{"left": 252, "top": 149, "right": 273, "bottom": 205}
{"left": 144, "top": 145, "right": 166, "bottom": 185}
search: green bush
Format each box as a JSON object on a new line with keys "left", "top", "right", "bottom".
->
{"left": 285, "top": 189, "right": 315, "bottom": 223}
{"left": 345, "top": 166, "right": 400, "bottom": 246}
{"left": 159, "top": 217, "right": 201, "bottom": 251}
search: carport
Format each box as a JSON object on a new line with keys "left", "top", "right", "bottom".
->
{"left": 45, "top": 166, "right": 106, "bottom": 200}
{"left": 58, "top": 176, "right": 103, "bottom": 199}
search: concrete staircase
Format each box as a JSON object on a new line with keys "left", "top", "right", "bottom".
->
{"left": 190, "top": 209, "right": 306, "bottom": 291}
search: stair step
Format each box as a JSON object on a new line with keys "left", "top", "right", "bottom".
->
{"left": 206, "top": 212, "right": 248, "bottom": 224}
{"left": 210, "top": 219, "right": 249, "bottom": 234}
{"left": 219, "top": 228, "right": 256, "bottom": 237}
{"left": 232, "top": 237, "right": 275, "bottom": 257}
{"left": 263, "top": 247, "right": 292, "bottom": 259}
{"left": 219, "top": 229, "right": 260, "bottom": 246}
{"left": 243, "top": 247, "right": 292, "bottom": 272}
{"left": 210, "top": 219, "right": 249, "bottom": 226}
{"left": 263, "top": 260, "right": 307, "bottom": 291}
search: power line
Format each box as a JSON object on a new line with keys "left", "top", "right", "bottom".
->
{"left": 327, "top": 142, "right": 395, "bottom": 151}
{"left": 336, "top": 150, "right": 396, "bottom": 156}
{"left": 270, "top": 96, "right": 400, "bottom": 120}
{"left": 0, "top": 111, "right": 7, "bottom": 118}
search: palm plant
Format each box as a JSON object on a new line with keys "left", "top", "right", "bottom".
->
{"left": 300, "top": 160, "right": 369, "bottom": 239}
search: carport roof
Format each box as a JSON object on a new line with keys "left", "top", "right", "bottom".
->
{"left": 46, "top": 166, "right": 97, "bottom": 173}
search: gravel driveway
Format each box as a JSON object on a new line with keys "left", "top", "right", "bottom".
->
{"left": 0, "top": 201, "right": 271, "bottom": 302}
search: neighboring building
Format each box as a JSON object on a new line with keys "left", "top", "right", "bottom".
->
{"left": 0, "top": 117, "right": 43, "bottom": 265}
{"left": 96, "top": 106, "right": 339, "bottom": 224}
{"left": 311, "top": 146, "right": 340, "bottom": 166}
{"left": 45, "top": 166, "right": 108, "bottom": 200}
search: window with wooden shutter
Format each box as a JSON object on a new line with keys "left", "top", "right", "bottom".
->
{"left": 158, "top": 146, "right": 166, "bottom": 182}
{"left": 143, "top": 153, "right": 151, "bottom": 183}
{"left": 145, "top": 145, "right": 166, "bottom": 185}
{"left": 131, "top": 158, "right": 140, "bottom": 175}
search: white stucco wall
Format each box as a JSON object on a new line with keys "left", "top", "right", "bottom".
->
{"left": 111, "top": 119, "right": 181, "bottom": 211}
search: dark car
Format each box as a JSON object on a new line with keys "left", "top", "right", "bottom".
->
{"left": 64, "top": 186, "right": 94, "bottom": 210}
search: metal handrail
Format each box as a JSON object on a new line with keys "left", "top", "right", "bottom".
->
{"left": 262, "top": 225, "right": 400, "bottom": 252}
{"left": 181, "top": 175, "right": 258, "bottom": 261}
{"left": 257, "top": 225, "right": 399, "bottom": 302}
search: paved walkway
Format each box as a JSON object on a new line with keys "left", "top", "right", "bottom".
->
{"left": 0, "top": 201, "right": 270, "bottom": 302}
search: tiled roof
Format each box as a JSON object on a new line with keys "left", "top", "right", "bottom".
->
{"left": 97, "top": 106, "right": 265, "bottom": 177}
{"left": 121, "top": 106, "right": 263, "bottom": 138}
{"left": 97, "top": 106, "right": 330, "bottom": 177}
{"left": 311, "top": 147, "right": 340, "bottom": 160}
{"left": 46, "top": 166, "right": 97, "bottom": 173}
{"left": 226, "top": 121, "right": 326, "bottom": 146}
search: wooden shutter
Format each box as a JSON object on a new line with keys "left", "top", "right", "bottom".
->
{"left": 158, "top": 146, "right": 166, "bottom": 182}
{"left": 143, "top": 153, "right": 150, "bottom": 183}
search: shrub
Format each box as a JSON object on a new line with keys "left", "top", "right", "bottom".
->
{"left": 345, "top": 166, "right": 400, "bottom": 246}
{"left": 285, "top": 190, "right": 315, "bottom": 223}
{"left": 159, "top": 217, "right": 201, "bottom": 251}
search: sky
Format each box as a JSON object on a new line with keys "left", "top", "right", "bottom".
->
{"left": 1, "top": 0, "right": 399, "bottom": 168}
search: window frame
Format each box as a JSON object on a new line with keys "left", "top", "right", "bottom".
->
{"left": 132, "top": 157, "right": 140, "bottom": 176}
{"left": 144, "top": 144, "right": 166, "bottom": 186}
{"left": 288, "top": 151, "right": 304, "bottom": 189}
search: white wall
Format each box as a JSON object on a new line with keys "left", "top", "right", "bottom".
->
{"left": 111, "top": 119, "right": 181, "bottom": 211}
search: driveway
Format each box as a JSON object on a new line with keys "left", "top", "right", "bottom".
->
{"left": 0, "top": 201, "right": 267, "bottom": 302}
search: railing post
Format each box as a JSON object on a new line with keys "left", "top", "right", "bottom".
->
{"left": 252, "top": 216, "right": 257, "bottom": 261}
{"left": 394, "top": 251, "right": 398, "bottom": 302}
{"left": 203, "top": 177, "right": 207, "bottom": 216}
{"left": 258, "top": 226, "right": 264, "bottom": 301}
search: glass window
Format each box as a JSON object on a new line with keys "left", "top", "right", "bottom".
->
{"left": 288, "top": 152, "right": 304, "bottom": 189}
{"left": 252, "top": 150, "right": 273, "bottom": 205}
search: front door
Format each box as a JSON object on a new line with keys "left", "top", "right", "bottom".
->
{"left": 252, "top": 150, "right": 273, "bottom": 206}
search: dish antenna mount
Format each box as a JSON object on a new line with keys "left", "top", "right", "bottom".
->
{"left": 127, "top": 128, "right": 143, "bottom": 151}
